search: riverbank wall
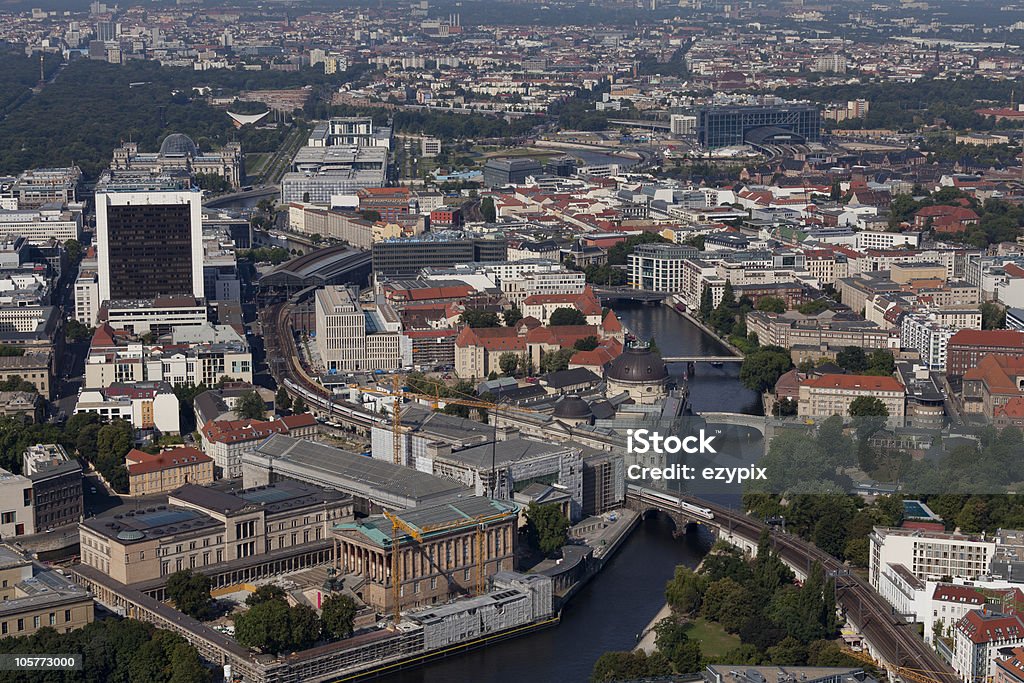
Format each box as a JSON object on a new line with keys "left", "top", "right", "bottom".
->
{"left": 665, "top": 297, "right": 745, "bottom": 358}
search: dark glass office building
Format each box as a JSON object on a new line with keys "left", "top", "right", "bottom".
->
{"left": 371, "top": 232, "right": 508, "bottom": 277}
{"left": 697, "top": 105, "right": 821, "bottom": 148}
{"left": 96, "top": 185, "right": 204, "bottom": 303}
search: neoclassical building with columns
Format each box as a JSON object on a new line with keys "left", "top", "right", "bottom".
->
{"left": 332, "top": 497, "right": 518, "bottom": 615}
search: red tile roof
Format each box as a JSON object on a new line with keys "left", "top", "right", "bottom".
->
{"left": 126, "top": 447, "right": 212, "bottom": 476}
{"left": 203, "top": 413, "right": 316, "bottom": 444}
{"left": 950, "top": 329, "right": 1024, "bottom": 349}
{"left": 957, "top": 610, "right": 1024, "bottom": 645}
{"left": 801, "top": 373, "right": 904, "bottom": 393}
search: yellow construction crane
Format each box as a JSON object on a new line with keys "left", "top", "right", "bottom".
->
{"left": 355, "top": 376, "right": 538, "bottom": 470}
{"left": 841, "top": 646, "right": 959, "bottom": 683}
{"left": 382, "top": 507, "right": 514, "bottom": 624}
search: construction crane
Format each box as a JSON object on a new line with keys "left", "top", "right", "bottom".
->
{"left": 355, "top": 377, "right": 538, "bottom": 482}
{"left": 382, "top": 507, "right": 514, "bottom": 624}
{"left": 841, "top": 646, "right": 958, "bottom": 683}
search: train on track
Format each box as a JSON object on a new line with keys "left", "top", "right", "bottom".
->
{"left": 627, "top": 484, "right": 715, "bottom": 520}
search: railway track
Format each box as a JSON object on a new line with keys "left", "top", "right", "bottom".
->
{"left": 630, "top": 487, "right": 956, "bottom": 681}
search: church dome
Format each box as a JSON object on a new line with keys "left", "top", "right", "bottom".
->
{"left": 552, "top": 394, "right": 593, "bottom": 420}
{"left": 606, "top": 345, "right": 668, "bottom": 384}
{"left": 159, "top": 133, "right": 199, "bottom": 158}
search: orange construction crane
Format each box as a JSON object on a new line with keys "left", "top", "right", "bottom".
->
{"left": 355, "top": 377, "right": 538, "bottom": 475}
{"left": 841, "top": 646, "right": 959, "bottom": 683}
{"left": 382, "top": 507, "right": 514, "bottom": 624}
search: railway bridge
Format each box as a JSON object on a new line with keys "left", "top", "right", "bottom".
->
{"left": 624, "top": 485, "right": 957, "bottom": 683}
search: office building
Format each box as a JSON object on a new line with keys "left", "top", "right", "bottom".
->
{"left": 74, "top": 380, "right": 180, "bottom": 434}
{"left": 697, "top": 104, "right": 821, "bottom": 148}
{"left": 0, "top": 167, "right": 81, "bottom": 209}
{"left": 99, "top": 297, "right": 208, "bottom": 336}
{"left": 332, "top": 496, "right": 518, "bottom": 614}
{"left": 85, "top": 321, "right": 252, "bottom": 389}
{"left": 281, "top": 121, "right": 390, "bottom": 205}
{"left": 954, "top": 610, "right": 1024, "bottom": 683}
{"left": 95, "top": 184, "right": 204, "bottom": 303}
{"left": 0, "top": 205, "right": 81, "bottom": 243}
{"left": 314, "top": 286, "right": 411, "bottom": 372}
{"left": 483, "top": 158, "right": 542, "bottom": 188}
{"left": 0, "top": 352, "right": 53, "bottom": 399}
{"left": 947, "top": 329, "right": 1024, "bottom": 381}
{"left": 627, "top": 243, "right": 698, "bottom": 291}
{"left": 670, "top": 114, "right": 697, "bottom": 135}
{"left": 21, "top": 444, "right": 82, "bottom": 532}
{"left": 372, "top": 232, "right": 507, "bottom": 278}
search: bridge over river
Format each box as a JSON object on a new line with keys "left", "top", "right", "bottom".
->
{"left": 625, "top": 485, "right": 956, "bottom": 683}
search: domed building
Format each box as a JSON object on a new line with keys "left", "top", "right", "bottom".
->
{"left": 551, "top": 394, "right": 594, "bottom": 427}
{"left": 158, "top": 133, "right": 200, "bottom": 158}
{"left": 605, "top": 343, "right": 668, "bottom": 404}
{"left": 111, "top": 134, "right": 243, "bottom": 188}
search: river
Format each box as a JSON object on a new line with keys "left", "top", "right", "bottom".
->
{"left": 613, "top": 301, "right": 763, "bottom": 416}
{"left": 383, "top": 514, "right": 707, "bottom": 683}
{"left": 380, "top": 303, "right": 760, "bottom": 682}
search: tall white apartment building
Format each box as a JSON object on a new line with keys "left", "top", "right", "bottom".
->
{"left": 870, "top": 526, "right": 996, "bottom": 590}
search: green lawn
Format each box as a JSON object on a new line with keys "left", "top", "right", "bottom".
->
{"left": 683, "top": 617, "right": 742, "bottom": 657}
{"left": 245, "top": 153, "right": 270, "bottom": 176}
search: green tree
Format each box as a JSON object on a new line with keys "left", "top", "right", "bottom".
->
{"left": 699, "top": 284, "right": 714, "bottom": 320}
{"left": 767, "top": 635, "right": 808, "bottom": 665}
{"left": 591, "top": 650, "right": 671, "bottom": 683}
{"left": 236, "top": 390, "right": 266, "bottom": 420}
{"left": 275, "top": 387, "right": 293, "bottom": 412}
{"left": 865, "top": 349, "right": 896, "bottom": 376}
{"left": 235, "top": 599, "right": 292, "bottom": 654}
{"left": 293, "top": 397, "right": 308, "bottom": 414}
{"left": 549, "top": 308, "right": 587, "bottom": 326}
{"left": 481, "top": 196, "right": 497, "bottom": 222}
{"left": 168, "top": 641, "right": 209, "bottom": 683}
{"left": 665, "top": 565, "right": 707, "bottom": 615}
{"left": 836, "top": 346, "right": 868, "bottom": 373}
{"left": 740, "top": 346, "right": 793, "bottom": 393}
{"left": 63, "top": 238, "right": 83, "bottom": 266}
{"left": 981, "top": 301, "right": 1007, "bottom": 330}
{"left": 65, "top": 319, "right": 94, "bottom": 343}
{"left": 849, "top": 396, "right": 888, "bottom": 417}
{"left": 289, "top": 604, "right": 321, "bottom": 650}
{"left": 460, "top": 310, "right": 501, "bottom": 328}
{"left": 321, "top": 593, "right": 358, "bottom": 641}
{"left": 166, "top": 570, "right": 214, "bottom": 620}
{"left": 574, "top": 335, "right": 600, "bottom": 352}
{"left": 503, "top": 307, "right": 523, "bottom": 327}
{"left": 654, "top": 617, "right": 704, "bottom": 673}
{"left": 798, "top": 299, "right": 830, "bottom": 315}
{"left": 772, "top": 397, "right": 798, "bottom": 416}
{"left": 756, "top": 296, "right": 787, "bottom": 313}
{"left": 246, "top": 584, "right": 288, "bottom": 606}
{"left": 525, "top": 502, "right": 570, "bottom": 556}
{"left": 540, "top": 348, "right": 575, "bottom": 373}
{"left": 498, "top": 352, "right": 519, "bottom": 376}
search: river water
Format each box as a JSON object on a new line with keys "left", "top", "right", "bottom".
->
{"left": 381, "top": 303, "right": 760, "bottom": 683}
{"left": 383, "top": 514, "right": 707, "bottom": 683}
